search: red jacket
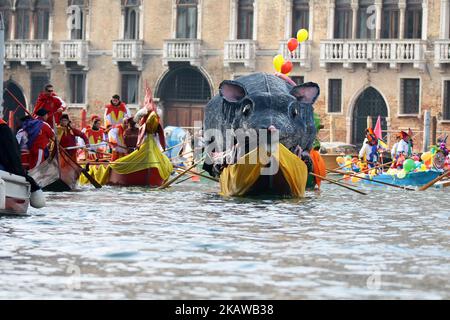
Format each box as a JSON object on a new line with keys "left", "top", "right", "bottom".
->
{"left": 33, "top": 92, "right": 67, "bottom": 127}
{"left": 31, "top": 122, "right": 55, "bottom": 153}
{"left": 58, "top": 126, "right": 89, "bottom": 159}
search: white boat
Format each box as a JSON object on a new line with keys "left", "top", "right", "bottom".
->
{"left": 0, "top": 170, "right": 31, "bottom": 216}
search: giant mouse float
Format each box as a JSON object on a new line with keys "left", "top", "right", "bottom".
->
{"left": 202, "top": 73, "right": 321, "bottom": 197}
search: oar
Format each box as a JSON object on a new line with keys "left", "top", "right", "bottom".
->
{"left": 176, "top": 170, "right": 208, "bottom": 185}
{"left": 309, "top": 172, "right": 367, "bottom": 195}
{"left": 65, "top": 143, "right": 108, "bottom": 151}
{"left": 159, "top": 158, "right": 205, "bottom": 190}
{"left": 58, "top": 144, "right": 103, "bottom": 189}
{"left": 328, "top": 169, "right": 415, "bottom": 191}
{"left": 336, "top": 161, "right": 393, "bottom": 182}
{"left": 174, "top": 167, "right": 219, "bottom": 183}
{"left": 419, "top": 171, "right": 450, "bottom": 191}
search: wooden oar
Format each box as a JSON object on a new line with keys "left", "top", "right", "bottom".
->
{"left": 336, "top": 161, "right": 393, "bottom": 182}
{"left": 419, "top": 171, "right": 450, "bottom": 191}
{"left": 174, "top": 167, "right": 219, "bottom": 183}
{"left": 159, "top": 158, "right": 205, "bottom": 190}
{"left": 309, "top": 172, "right": 367, "bottom": 195}
{"left": 176, "top": 170, "right": 208, "bottom": 185}
{"left": 328, "top": 169, "right": 415, "bottom": 191}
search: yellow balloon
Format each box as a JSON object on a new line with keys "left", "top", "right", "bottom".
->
{"left": 273, "top": 54, "right": 284, "bottom": 73}
{"left": 297, "top": 29, "right": 309, "bottom": 43}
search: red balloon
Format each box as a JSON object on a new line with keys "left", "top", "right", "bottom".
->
{"left": 287, "top": 38, "right": 299, "bottom": 52}
{"left": 281, "top": 61, "right": 293, "bottom": 74}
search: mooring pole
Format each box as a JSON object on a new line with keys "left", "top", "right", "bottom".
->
{"left": 431, "top": 115, "right": 437, "bottom": 146}
{"left": 423, "top": 110, "right": 431, "bottom": 152}
{"left": 0, "top": 12, "right": 5, "bottom": 120}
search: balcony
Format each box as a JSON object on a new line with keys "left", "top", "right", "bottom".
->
{"left": 5, "top": 40, "right": 52, "bottom": 68}
{"left": 224, "top": 40, "right": 256, "bottom": 70}
{"left": 163, "top": 39, "right": 202, "bottom": 67}
{"left": 434, "top": 40, "right": 450, "bottom": 70}
{"left": 59, "top": 40, "right": 89, "bottom": 69}
{"left": 320, "top": 39, "right": 427, "bottom": 71}
{"left": 112, "top": 40, "right": 143, "bottom": 70}
{"left": 279, "top": 40, "right": 312, "bottom": 70}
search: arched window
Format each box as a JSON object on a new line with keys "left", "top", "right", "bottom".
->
{"left": 160, "top": 67, "right": 211, "bottom": 102}
{"left": 334, "top": 0, "right": 352, "bottom": 39}
{"left": 176, "top": 0, "right": 197, "bottom": 39}
{"left": 292, "top": 0, "right": 309, "bottom": 38}
{"left": 34, "top": 0, "right": 51, "bottom": 40}
{"left": 68, "top": 0, "right": 85, "bottom": 40}
{"left": 0, "top": 0, "right": 12, "bottom": 40}
{"left": 405, "top": 0, "right": 422, "bottom": 39}
{"left": 15, "top": 0, "right": 32, "bottom": 39}
{"left": 237, "top": 0, "right": 253, "bottom": 39}
{"left": 381, "top": 0, "right": 399, "bottom": 39}
{"left": 123, "top": 0, "right": 140, "bottom": 40}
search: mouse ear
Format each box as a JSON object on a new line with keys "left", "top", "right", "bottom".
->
{"left": 219, "top": 81, "right": 247, "bottom": 103}
{"left": 290, "top": 82, "right": 320, "bottom": 104}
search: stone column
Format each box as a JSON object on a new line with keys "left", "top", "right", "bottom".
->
{"left": 422, "top": 0, "right": 428, "bottom": 41}
{"left": 351, "top": 2, "right": 359, "bottom": 39}
{"left": 440, "top": 0, "right": 450, "bottom": 39}
{"left": 328, "top": 0, "right": 335, "bottom": 39}
{"left": 399, "top": 0, "right": 406, "bottom": 40}
{"left": 375, "top": 0, "right": 382, "bottom": 39}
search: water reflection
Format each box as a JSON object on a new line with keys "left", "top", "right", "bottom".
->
{"left": 0, "top": 180, "right": 449, "bottom": 299}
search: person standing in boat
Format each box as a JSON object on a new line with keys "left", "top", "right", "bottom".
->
{"left": 57, "top": 114, "right": 90, "bottom": 161}
{"left": 104, "top": 95, "right": 131, "bottom": 128}
{"left": 83, "top": 115, "right": 107, "bottom": 161}
{"left": 123, "top": 116, "right": 139, "bottom": 154}
{"left": 33, "top": 84, "right": 67, "bottom": 128}
{"left": 359, "top": 128, "right": 379, "bottom": 169}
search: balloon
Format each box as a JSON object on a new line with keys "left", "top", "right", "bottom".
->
{"left": 421, "top": 152, "right": 432, "bottom": 162}
{"left": 403, "top": 159, "right": 415, "bottom": 173}
{"left": 420, "top": 164, "right": 427, "bottom": 171}
{"left": 351, "top": 176, "right": 360, "bottom": 183}
{"left": 273, "top": 54, "right": 284, "bottom": 73}
{"left": 397, "top": 170, "right": 406, "bottom": 179}
{"left": 297, "top": 29, "right": 309, "bottom": 43}
{"left": 287, "top": 38, "right": 299, "bottom": 52}
{"left": 281, "top": 61, "right": 293, "bottom": 75}
{"left": 336, "top": 157, "right": 344, "bottom": 165}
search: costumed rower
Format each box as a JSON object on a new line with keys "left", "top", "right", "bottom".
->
{"left": 57, "top": 114, "right": 90, "bottom": 161}
{"left": 359, "top": 128, "right": 379, "bottom": 169}
{"left": 392, "top": 130, "right": 413, "bottom": 169}
{"left": 16, "top": 115, "right": 32, "bottom": 170}
{"left": 83, "top": 115, "right": 107, "bottom": 161}
{"left": 104, "top": 94, "right": 131, "bottom": 161}
{"left": 23, "top": 109, "right": 55, "bottom": 170}
{"left": 33, "top": 84, "right": 67, "bottom": 128}
{"left": 0, "top": 118, "right": 45, "bottom": 209}
{"left": 123, "top": 116, "right": 139, "bottom": 154}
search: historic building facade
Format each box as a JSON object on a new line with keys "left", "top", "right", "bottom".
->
{"left": 1, "top": 0, "right": 450, "bottom": 149}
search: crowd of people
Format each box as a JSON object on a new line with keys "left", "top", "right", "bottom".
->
{"left": 3, "top": 84, "right": 146, "bottom": 173}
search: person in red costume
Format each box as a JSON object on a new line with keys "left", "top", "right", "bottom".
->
{"left": 26, "top": 109, "right": 55, "bottom": 170}
{"left": 57, "top": 114, "right": 89, "bottom": 161}
{"left": 33, "top": 84, "right": 67, "bottom": 128}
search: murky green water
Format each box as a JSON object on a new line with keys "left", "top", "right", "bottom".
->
{"left": 0, "top": 179, "right": 449, "bottom": 299}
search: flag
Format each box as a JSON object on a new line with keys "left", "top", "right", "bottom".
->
{"left": 374, "top": 116, "right": 382, "bottom": 140}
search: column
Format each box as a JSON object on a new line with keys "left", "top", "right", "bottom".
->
{"left": 422, "top": 0, "right": 428, "bottom": 41}
{"left": 328, "top": 0, "right": 335, "bottom": 39}
{"left": 375, "top": 0, "right": 382, "bottom": 40}
{"left": 285, "top": 0, "right": 293, "bottom": 40}
{"left": 399, "top": 0, "right": 406, "bottom": 40}
{"left": 440, "top": 0, "right": 450, "bottom": 39}
{"left": 351, "top": 1, "right": 358, "bottom": 39}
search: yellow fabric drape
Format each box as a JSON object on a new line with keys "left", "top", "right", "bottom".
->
{"left": 79, "top": 113, "right": 173, "bottom": 186}
{"left": 220, "top": 144, "right": 308, "bottom": 198}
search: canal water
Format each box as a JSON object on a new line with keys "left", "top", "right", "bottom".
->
{"left": 0, "top": 179, "right": 449, "bottom": 299}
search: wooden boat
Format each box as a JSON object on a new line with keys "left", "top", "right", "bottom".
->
{"left": 84, "top": 162, "right": 166, "bottom": 187}
{"left": 0, "top": 170, "right": 30, "bottom": 216}
{"left": 219, "top": 144, "right": 308, "bottom": 198}
{"left": 355, "top": 170, "right": 442, "bottom": 187}
{"left": 28, "top": 148, "right": 82, "bottom": 192}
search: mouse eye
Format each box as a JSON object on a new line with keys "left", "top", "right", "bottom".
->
{"left": 291, "top": 106, "right": 299, "bottom": 119}
{"left": 242, "top": 103, "right": 252, "bottom": 117}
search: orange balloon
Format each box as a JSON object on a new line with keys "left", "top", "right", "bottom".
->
{"left": 287, "top": 38, "right": 299, "bottom": 52}
{"left": 281, "top": 61, "right": 293, "bottom": 75}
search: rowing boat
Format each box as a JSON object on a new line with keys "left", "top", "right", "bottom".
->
{"left": 0, "top": 170, "right": 30, "bottom": 216}
{"left": 351, "top": 170, "right": 442, "bottom": 187}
